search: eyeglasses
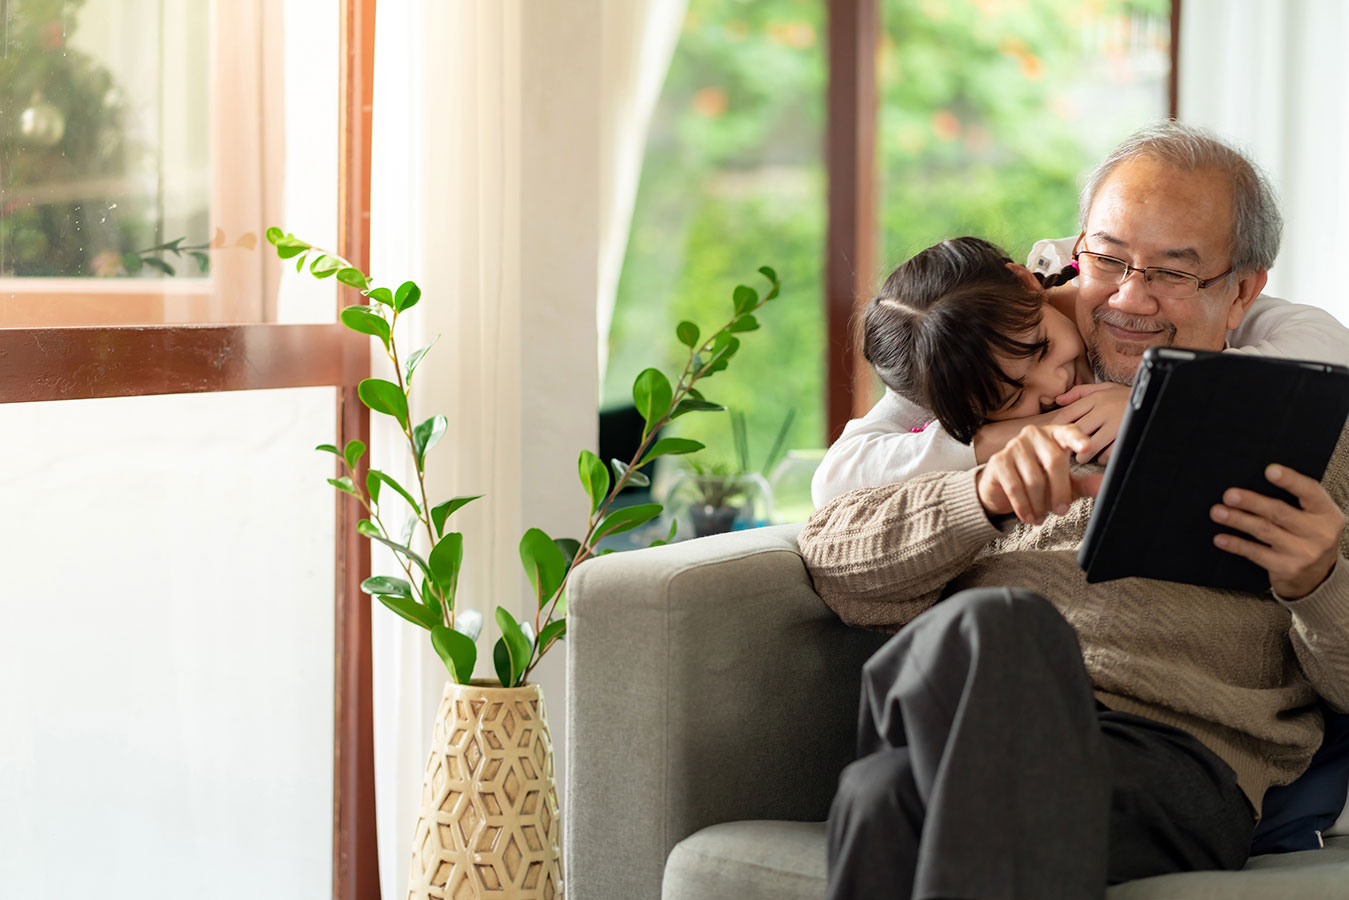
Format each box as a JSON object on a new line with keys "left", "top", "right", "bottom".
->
{"left": 1072, "top": 239, "right": 1233, "bottom": 300}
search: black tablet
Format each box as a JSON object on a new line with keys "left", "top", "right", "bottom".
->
{"left": 1077, "top": 347, "right": 1349, "bottom": 593}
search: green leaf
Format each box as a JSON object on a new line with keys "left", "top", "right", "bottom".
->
{"left": 122, "top": 253, "right": 144, "bottom": 274}
{"left": 594, "top": 503, "right": 663, "bottom": 540}
{"left": 494, "top": 607, "right": 533, "bottom": 687}
{"left": 669, "top": 397, "right": 726, "bottom": 419}
{"left": 732, "top": 284, "right": 758, "bottom": 315}
{"left": 429, "top": 532, "right": 464, "bottom": 603}
{"left": 365, "top": 471, "right": 382, "bottom": 506}
{"left": 357, "top": 378, "right": 409, "bottom": 429}
{"left": 367, "top": 469, "right": 420, "bottom": 515}
{"left": 704, "top": 334, "right": 740, "bottom": 375}
{"left": 190, "top": 251, "right": 210, "bottom": 273}
{"left": 554, "top": 538, "right": 581, "bottom": 570}
{"left": 394, "top": 280, "right": 422, "bottom": 312}
{"left": 366, "top": 287, "right": 394, "bottom": 307}
{"left": 316, "top": 443, "right": 341, "bottom": 456}
{"left": 611, "top": 458, "right": 650, "bottom": 488}
{"left": 519, "top": 528, "right": 567, "bottom": 608}
{"left": 273, "top": 235, "right": 310, "bottom": 259}
{"left": 649, "top": 517, "right": 679, "bottom": 548}
{"left": 578, "top": 450, "right": 610, "bottom": 515}
{"left": 380, "top": 595, "right": 438, "bottom": 630}
{"left": 357, "top": 518, "right": 380, "bottom": 538}
{"left": 538, "top": 619, "right": 566, "bottom": 650}
{"left": 403, "top": 336, "right": 439, "bottom": 383}
{"left": 728, "top": 315, "right": 759, "bottom": 333}
{"left": 340, "top": 306, "right": 391, "bottom": 349}
{"left": 297, "top": 255, "right": 308, "bottom": 273}
{"left": 493, "top": 638, "right": 513, "bottom": 689}
{"left": 455, "top": 608, "right": 484, "bottom": 642}
{"left": 430, "top": 495, "right": 482, "bottom": 538}
{"left": 432, "top": 624, "right": 478, "bottom": 684}
{"left": 343, "top": 439, "right": 366, "bottom": 471}
{"left": 336, "top": 267, "right": 369, "bottom": 289}
{"left": 264, "top": 226, "right": 284, "bottom": 244}
{"left": 362, "top": 575, "right": 412, "bottom": 598}
{"left": 142, "top": 257, "right": 175, "bottom": 277}
{"left": 412, "top": 416, "right": 448, "bottom": 470}
{"left": 675, "top": 320, "right": 700, "bottom": 349}
{"left": 632, "top": 368, "right": 673, "bottom": 438}
{"left": 326, "top": 476, "right": 360, "bottom": 496}
{"left": 639, "top": 437, "right": 705, "bottom": 466}
{"left": 365, "top": 532, "right": 434, "bottom": 584}
{"left": 309, "top": 254, "right": 344, "bottom": 278}
{"left": 758, "top": 265, "right": 778, "bottom": 283}
{"left": 399, "top": 513, "right": 418, "bottom": 547}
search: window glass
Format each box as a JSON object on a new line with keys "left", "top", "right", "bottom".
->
{"left": 603, "top": 0, "right": 827, "bottom": 476}
{"left": 878, "top": 0, "right": 1171, "bottom": 268}
{"left": 0, "top": 387, "right": 337, "bottom": 899}
{"left": 0, "top": 0, "right": 340, "bottom": 326}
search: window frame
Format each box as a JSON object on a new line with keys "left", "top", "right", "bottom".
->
{"left": 0, "top": 1, "right": 380, "bottom": 897}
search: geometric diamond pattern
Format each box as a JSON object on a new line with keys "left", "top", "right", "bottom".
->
{"left": 407, "top": 681, "right": 563, "bottom": 899}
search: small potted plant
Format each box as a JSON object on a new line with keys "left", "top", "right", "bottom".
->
{"left": 667, "top": 407, "right": 794, "bottom": 537}
{"left": 265, "top": 228, "right": 779, "bottom": 899}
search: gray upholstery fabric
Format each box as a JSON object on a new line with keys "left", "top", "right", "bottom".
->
{"left": 566, "top": 524, "right": 888, "bottom": 900}
{"left": 662, "top": 823, "right": 1349, "bottom": 900}
{"left": 565, "top": 524, "right": 1349, "bottom": 900}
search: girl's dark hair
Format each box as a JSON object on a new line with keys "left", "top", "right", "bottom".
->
{"left": 862, "top": 237, "right": 1073, "bottom": 444}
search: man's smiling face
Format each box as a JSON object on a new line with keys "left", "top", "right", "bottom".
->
{"left": 1076, "top": 156, "right": 1263, "bottom": 384}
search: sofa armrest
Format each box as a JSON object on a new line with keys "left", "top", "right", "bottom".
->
{"left": 565, "top": 523, "right": 889, "bottom": 900}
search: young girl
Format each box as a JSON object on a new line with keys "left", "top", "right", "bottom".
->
{"left": 812, "top": 235, "right": 1349, "bottom": 508}
{"left": 861, "top": 236, "right": 1088, "bottom": 445}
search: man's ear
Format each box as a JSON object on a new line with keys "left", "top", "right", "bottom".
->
{"left": 1225, "top": 269, "right": 1268, "bottom": 331}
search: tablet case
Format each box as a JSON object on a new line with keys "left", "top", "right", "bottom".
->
{"left": 1077, "top": 348, "right": 1349, "bottom": 593}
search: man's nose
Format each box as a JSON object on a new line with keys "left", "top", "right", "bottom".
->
{"left": 1109, "top": 268, "right": 1160, "bottom": 313}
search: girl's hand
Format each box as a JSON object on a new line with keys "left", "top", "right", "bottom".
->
{"left": 1052, "top": 382, "right": 1131, "bottom": 464}
{"left": 1211, "top": 464, "right": 1345, "bottom": 599}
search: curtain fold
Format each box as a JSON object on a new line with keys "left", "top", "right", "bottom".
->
{"left": 368, "top": 4, "right": 682, "bottom": 896}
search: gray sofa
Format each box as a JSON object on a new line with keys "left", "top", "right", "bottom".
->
{"left": 565, "top": 524, "right": 1349, "bottom": 900}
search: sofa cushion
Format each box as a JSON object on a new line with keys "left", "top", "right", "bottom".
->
{"left": 1251, "top": 712, "right": 1349, "bottom": 854}
{"left": 662, "top": 821, "right": 1349, "bottom": 900}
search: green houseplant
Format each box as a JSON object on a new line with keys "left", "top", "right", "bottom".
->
{"left": 265, "top": 227, "right": 778, "bottom": 688}
{"left": 266, "top": 228, "right": 779, "bottom": 898}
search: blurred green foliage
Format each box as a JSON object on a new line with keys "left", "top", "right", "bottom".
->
{"left": 604, "top": 0, "right": 1170, "bottom": 471}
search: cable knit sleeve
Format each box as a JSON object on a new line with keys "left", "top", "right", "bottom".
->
{"left": 1277, "top": 421, "right": 1349, "bottom": 711}
{"left": 798, "top": 466, "right": 1002, "bottom": 631}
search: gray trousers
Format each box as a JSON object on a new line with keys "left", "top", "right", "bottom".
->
{"left": 827, "top": 588, "right": 1254, "bottom": 900}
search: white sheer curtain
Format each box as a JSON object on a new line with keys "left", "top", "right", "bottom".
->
{"left": 368, "top": 3, "right": 685, "bottom": 895}
{"left": 1178, "top": 0, "right": 1349, "bottom": 322}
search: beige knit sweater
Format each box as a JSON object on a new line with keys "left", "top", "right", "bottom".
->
{"left": 799, "top": 425, "right": 1349, "bottom": 811}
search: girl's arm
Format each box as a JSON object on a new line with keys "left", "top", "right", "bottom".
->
{"left": 810, "top": 390, "right": 976, "bottom": 508}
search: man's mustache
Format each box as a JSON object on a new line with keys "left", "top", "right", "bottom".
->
{"left": 1092, "top": 309, "right": 1177, "bottom": 343}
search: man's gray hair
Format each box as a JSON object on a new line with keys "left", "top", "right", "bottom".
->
{"left": 1079, "top": 120, "right": 1283, "bottom": 275}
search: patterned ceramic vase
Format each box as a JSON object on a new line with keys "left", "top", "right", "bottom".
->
{"left": 407, "top": 680, "right": 562, "bottom": 899}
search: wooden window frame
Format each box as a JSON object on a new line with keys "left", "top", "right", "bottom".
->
{"left": 824, "top": 0, "right": 1183, "bottom": 442}
{"left": 0, "top": 1, "right": 380, "bottom": 897}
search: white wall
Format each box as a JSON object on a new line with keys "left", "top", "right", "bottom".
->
{"left": 1179, "top": 0, "right": 1349, "bottom": 323}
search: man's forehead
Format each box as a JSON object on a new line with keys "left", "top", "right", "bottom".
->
{"left": 1085, "top": 160, "right": 1232, "bottom": 264}
{"left": 1085, "top": 230, "right": 1205, "bottom": 268}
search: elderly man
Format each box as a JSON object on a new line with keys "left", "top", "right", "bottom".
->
{"left": 800, "top": 122, "right": 1349, "bottom": 899}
